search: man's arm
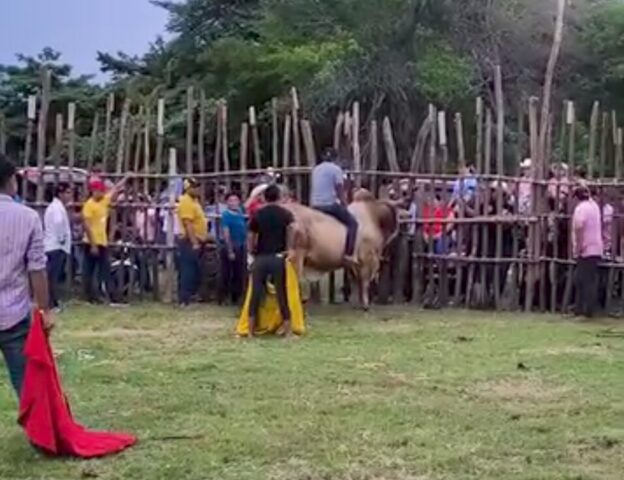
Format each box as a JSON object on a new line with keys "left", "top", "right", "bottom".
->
{"left": 81, "top": 208, "right": 99, "bottom": 254}
{"left": 572, "top": 208, "right": 583, "bottom": 258}
{"left": 109, "top": 175, "right": 131, "bottom": 202}
{"left": 27, "top": 216, "right": 53, "bottom": 330}
{"left": 182, "top": 219, "right": 199, "bottom": 249}
{"left": 223, "top": 226, "right": 234, "bottom": 258}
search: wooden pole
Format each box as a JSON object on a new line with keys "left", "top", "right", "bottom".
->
{"left": 370, "top": 120, "right": 379, "bottom": 193}
{"left": 166, "top": 148, "right": 178, "bottom": 303}
{"left": 198, "top": 91, "right": 206, "bottom": 181}
{"left": 494, "top": 65, "right": 505, "bottom": 309}
{"left": 116, "top": 98, "right": 131, "bottom": 174}
{"left": 67, "top": 102, "right": 76, "bottom": 187}
{"left": 221, "top": 101, "right": 230, "bottom": 190}
{"left": 240, "top": 122, "right": 249, "bottom": 196}
{"left": 428, "top": 105, "right": 437, "bottom": 173}
{"left": 272, "top": 98, "right": 279, "bottom": 168}
{"left": 0, "top": 113, "right": 6, "bottom": 155}
{"left": 213, "top": 100, "right": 222, "bottom": 175}
{"left": 333, "top": 112, "right": 344, "bottom": 151}
{"left": 186, "top": 86, "right": 195, "bottom": 174}
{"left": 53, "top": 113, "right": 63, "bottom": 184}
{"left": 144, "top": 103, "right": 151, "bottom": 195}
{"left": 382, "top": 117, "right": 400, "bottom": 172}
{"left": 352, "top": 101, "right": 361, "bottom": 187}
{"left": 87, "top": 112, "right": 99, "bottom": 172}
{"left": 282, "top": 114, "right": 292, "bottom": 173}
{"left": 104, "top": 93, "right": 114, "bottom": 172}
{"left": 453, "top": 112, "right": 466, "bottom": 306}
{"left": 600, "top": 112, "right": 608, "bottom": 178}
{"left": 23, "top": 95, "right": 36, "bottom": 195}
{"left": 36, "top": 69, "right": 51, "bottom": 203}
{"left": 588, "top": 101, "right": 599, "bottom": 178}
{"left": 156, "top": 98, "right": 165, "bottom": 195}
{"left": 291, "top": 88, "right": 302, "bottom": 200}
{"left": 301, "top": 119, "right": 316, "bottom": 203}
{"left": 249, "top": 106, "right": 261, "bottom": 170}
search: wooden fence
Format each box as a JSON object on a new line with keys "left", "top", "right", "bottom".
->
{"left": 3, "top": 67, "right": 624, "bottom": 315}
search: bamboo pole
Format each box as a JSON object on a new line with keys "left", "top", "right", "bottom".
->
{"left": 282, "top": 114, "right": 292, "bottom": 172}
{"left": 291, "top": 88, "right": 302, "bottom": 200}
{"left": 144, "top": 103, "right": 152, "bottom": 195}
{"left": 0, "top": 114, "right": 7, "bottom": 155}
{"left": 479, "top": 109, "right": 493, "bottom": 306}
{"left": 166, "top": 148, "right": 178, "bottom": 303}
{"left": 213, "top": 100, "right": 222, "bottom": 175}
{"left": 494, "top": 65, "right": 505, "bottom": 308}
{"left": 156, "top": 98, "right": 165, "bottom": 194}
{"left": 453, "top": 112, "right": 466, "bottom": 306}
{"left": 53, "top": 113, "right": 63, "bottom": 187}
{"left": 301, "top": 119, "right": 316, "bottom": 203}
{"left": 333, "top": 112, "right": 344, "bottom": 151}
{"left": 198, "top": 91, "right": 206, "bottom": 181}
{"left": 562, "top": 100, "right": 576, "bottom": 312}
{"left": 36, "top": 69, "right": 51, "bottom": 203}
{"left": 600, "top": 112, "right": 608, "bottom": 178}
{"left": 524, "top": 97, "right": 539, "bottom": 312}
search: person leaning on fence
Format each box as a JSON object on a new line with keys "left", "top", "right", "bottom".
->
{"left": 177, "top": 178, "right": 209, "bottom": 307}
{"left": 82, "top": 175, "right": 130, "bottom": 305}
{"left": 44, "top": 183, "right": 72, "bottom": 312}
{"left": 219, "top": 192, "right": 247, "bottom": 305}
{"left": 247, "top": 184, "right": 296, "bottom": 337}
{"left": 572, "top": 185, "right": 603, "bottom": 319}
{"left": 0, "top": 155, "right": 54, "bottom": 398}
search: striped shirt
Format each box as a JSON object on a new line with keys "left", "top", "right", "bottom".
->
{"left": 0, "top": 194, "right": 47, "bottom": 330}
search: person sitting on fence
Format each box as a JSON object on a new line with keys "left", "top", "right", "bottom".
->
{"left": 176, "top": 178, "right": 209, "bottom": 307}
{"left": 220, "top": 192, "right": 247, "bottom": 305}
{"left": 310, "top": 147, "right": 358, "bottom": 266}
{"left": 82, "top": 175, "right": 130, "bottom": 305}
{"left": 547, "top": 163, "right": 570, "bottom": 202}
{"left": 245, "top": 184, "right": 297, "bottom": 337}
{"left": 572, "top": 185, "right": 603, "bottom": 318}
{"left": 44, "top": 183, "right": 72, "bottom": 313}
{"left": 422, "top": 193, "right": 455, "bottom": 255}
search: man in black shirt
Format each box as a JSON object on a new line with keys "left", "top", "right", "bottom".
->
{"left": 247, "top": 184, "right": 295, "bottom": 336}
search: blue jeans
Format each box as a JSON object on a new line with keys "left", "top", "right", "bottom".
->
{"left": 178, "top": 239, "right": 203, "bottom": 305}
{"left": 0, "top": 317, "right": 30, "bottom": 397}
{"left": 314, "top": 204, "right": 358, "bottom": 256}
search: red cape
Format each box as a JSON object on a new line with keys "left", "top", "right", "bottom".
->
{"left": 18, "top": 311, "right": 137, "bottom": 458}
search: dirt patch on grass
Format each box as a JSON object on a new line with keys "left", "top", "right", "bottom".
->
{"left": 69, "top": 328, "right": 161, "bottom": 339}
{"left": 521, "top": 344, "right": 612, "bottom": 358}
{"left": 474, "top": 377, "right": 571, "bottom": 403}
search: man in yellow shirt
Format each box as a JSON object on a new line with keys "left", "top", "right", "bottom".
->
{"left": 82, "top": 175, "right": 129, "bottom": 304}
{"left": 177, "top": 178, "right": 209, "bottom": 306}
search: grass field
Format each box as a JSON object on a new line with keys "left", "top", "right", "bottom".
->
{"left": 1, "top": 304, "right": 623, "bottom": 480}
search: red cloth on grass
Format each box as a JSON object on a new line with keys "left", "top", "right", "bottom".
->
{"left": 18, "top": 311, "right": 137, "bottom": 458}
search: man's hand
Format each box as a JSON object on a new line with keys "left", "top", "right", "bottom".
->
{"left": 41, "top": 310, "right": 55, "bottom": 332}
{"left": 90, "top": 244, "right": 99, "bottom": 256}
{"left": 228, "top": 250, "right": 236, "bottom": 261}
{"left": 192, "top": 242, "right": 200, "bottom": 251}
{"left": 286, "top": 249, "right": 297, "bottom": 264}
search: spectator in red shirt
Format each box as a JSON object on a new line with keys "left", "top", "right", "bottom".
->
{"left": 422, "top": 193, "right": 454, "bottom": 254}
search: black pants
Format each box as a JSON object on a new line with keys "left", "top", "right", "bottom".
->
{"left": 575, "top": 256, "right": 601, "bottom": 318}
{"left": 249, "top": 255, "right": 290, "bottom": 322}
{"left": 83, "top": 245, "right": 115, "bottom": 303}
{"left": 178, "top": 239, "right": 204, "bottom": 305}
{"left": 314, "top": 204, "right": 358, "bottom": 256}
{"left": 219, "top": 245, "right": 246, "bottom": 304}
{"left": 46, "top": 250, "right": 67, "bottom": 308}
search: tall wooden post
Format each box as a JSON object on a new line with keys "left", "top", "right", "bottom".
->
{"left": 249, "top": 106, "right": 261, "bottom": 170}
{"left": 186, "top": 86, "right": 195, "bottom": 175}
{"left": 87, "top": 113, "right": 99, "bottom": 172}
{"left": 291, "top": 88, "right": 302, "bottom": 200}
{"left": 104, "top": 93, "right": 114, "bottom": 172}
{"left": 67, "top": 102, "right": 77, "bottom": 188}
{"left": 352, "top": 101, "right": 361, "bottom": 188}
{"left": 166, "top": 148, "right": 178, "bottom": 303}
{"left": 272, "top": 98, "right": 279, "bottom": 168}
{"left": 0, "top": 114, "right": 6, "bottom": 155}
{"left": 36, "top": 69, "right": 51, "bottom": 202}
{"left": 156, "top": 98, "right": 165, "bottom": 195}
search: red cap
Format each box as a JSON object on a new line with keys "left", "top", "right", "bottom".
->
{"left": 89, "top": 178, "right": 106, "bottom": 193}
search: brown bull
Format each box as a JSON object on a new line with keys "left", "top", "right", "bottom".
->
{"left": 284, "top": 190, "right": 399, "bottom": 310}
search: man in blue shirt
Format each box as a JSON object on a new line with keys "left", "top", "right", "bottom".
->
{"left": 310, "top": 147, "right": 358, "bottom": 265}
{"left": 220, "top": 192, "right": 247, "bottom": 304}
{"left": 451, "top": 165, "right": 477, "bottom": 205}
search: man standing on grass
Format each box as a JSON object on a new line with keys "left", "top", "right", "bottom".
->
{"left": 572, "top": 185, "right": 603, "bottom": 318}
{"left": 177, "top": 178, "right": 209, "bottom": 307}
{"left": 247, "top": 184, "right": 295, "bottom": 337}
{"left": 82, "top": 175, "right": 129, "bottom": 305}
{"left": 0, "top": 155, "right": 53, "bottom": 397}
{"left": 220, "top": 192, "right": 247, "bottom": 305}
{"left": 44, "top": 183, "right": 72, "bottom": 312}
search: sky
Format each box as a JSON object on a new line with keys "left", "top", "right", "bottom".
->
{"left": 0, "top": 0, "right": 169, "bottom": 80}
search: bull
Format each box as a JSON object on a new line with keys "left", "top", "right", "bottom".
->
{"left": 284, "top": 189, "right": 400, "bottom": 310}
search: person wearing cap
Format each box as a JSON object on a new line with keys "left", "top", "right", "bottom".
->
{"left": 572, "top": 185, "right": 603, "bottom": 318}
{"left": 81, "top": 174, "right": 129, "bottom": 304}
{"left": 310, "top": 147, "right": 358, "bottom": 266}
{"left": 177, "top": 178, "right": 209, "bottom": 306}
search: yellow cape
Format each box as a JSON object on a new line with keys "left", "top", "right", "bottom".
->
{"left": 236, "top": 261, "right": 306, "bottom": 336}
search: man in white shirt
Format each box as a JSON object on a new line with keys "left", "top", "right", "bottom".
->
{"left": 44, "top": 184, "right": 72, "bottom": 311}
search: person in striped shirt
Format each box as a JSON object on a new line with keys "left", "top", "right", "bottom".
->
{"left": 0, "top": 155, "right": 53, "bottom": 397}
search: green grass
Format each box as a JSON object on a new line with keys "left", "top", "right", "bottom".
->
{"left": 1, "top": 304, "right": 624, "bottom": 480}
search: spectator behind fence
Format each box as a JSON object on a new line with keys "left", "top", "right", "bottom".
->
{"left": 518, "top": 158, "right": 533, "bottom": 215}
{"left": 44, "top": 183, "right": 72, "bottom": 312}
{"left": 422, "top": 193, "right": 455, "bottom": 255}
{"left": 572, "top": 186, "right": 603, "bottom": 318}
{"left": 220, "top": 192, "right": 247, "bottom": 305}
{"left": 82, "top": 175, "right": 130, "bottom": 305}
{"left": 0, "top": 155, "right": 53, "bottom": 398}
{"left": 177, "top": 178, "right": 209, "bottom": 307}
{"left": 451, "top": 164, "right": 477, "bottom": 205}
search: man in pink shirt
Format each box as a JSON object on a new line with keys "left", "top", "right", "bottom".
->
{"left": 572, "top": 186, "right": 603, "bottom": 318}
